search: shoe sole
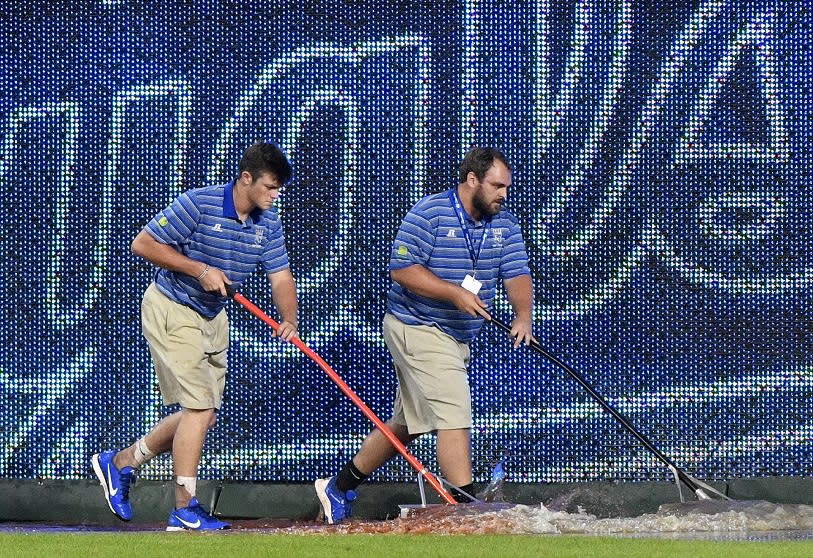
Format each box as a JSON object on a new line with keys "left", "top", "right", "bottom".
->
{"left": 166, "top": 526, "right": 230, "bottom": 532}
{"left": 90, "top": 453, "right": 130, "bottom": 522}
{"left": 314, "top": 479, "right": 336, "bottom": 525}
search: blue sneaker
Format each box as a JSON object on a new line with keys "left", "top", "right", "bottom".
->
{"left": 91, "top": 451, "right": 134, "bottom": 521}
{"left": 166, "top": 498, "right": 230, "bottom": 531}
{"left": 315, "top": 477, "right": 356, "bottom": 524}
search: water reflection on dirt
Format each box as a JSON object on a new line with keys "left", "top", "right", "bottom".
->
{"left": 2, "top": 500, "right": 812, "bottom": 540}
{"left": 238, "top": 500, "right": 813, "bottom": 540}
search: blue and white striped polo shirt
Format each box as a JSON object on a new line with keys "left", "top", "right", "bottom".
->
{"left": 145, "top": 181, "right": 290, "bottom": 318}
{"left": 387, "top": 189, "right": 530, "bottom": 342}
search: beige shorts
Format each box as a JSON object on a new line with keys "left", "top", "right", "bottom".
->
{"left": 140, "top": 282, "right": 229, "bottom": 410}
{"left": 383, "top": 313, "right": 471, "bottom": 434}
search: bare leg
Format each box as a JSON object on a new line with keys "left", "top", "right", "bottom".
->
{"left": 436, "top": 428, "right": 472, "bottom": 487}
{"left": 352, "top": 420, "right": 418, "bottom": 474}
{"left": 172, "top": 407, "right": 216, "bottom": 507}
{"left": 113, "top": 411, "right": 183, "bottom": 470}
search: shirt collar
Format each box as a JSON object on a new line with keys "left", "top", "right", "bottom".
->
{"left": 223, "top": 179, "right": 263, "bottom": 223}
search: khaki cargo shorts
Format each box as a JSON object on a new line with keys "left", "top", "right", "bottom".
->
{"left": 383, "top": 313, "right": 471, "bottom": 434}
{"left": 141, "top": 282, "right": 229, "bottom": 410}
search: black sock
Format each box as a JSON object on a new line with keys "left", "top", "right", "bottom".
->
{"left": 452, "top": 483, "right": 476, "bottom": 503}
{"left": 335, "top": 460, "right": 368, "bottom": 492}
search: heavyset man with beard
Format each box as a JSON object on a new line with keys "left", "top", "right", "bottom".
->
{"left": 316, "top": 147, "right": 535, "bottom": 523}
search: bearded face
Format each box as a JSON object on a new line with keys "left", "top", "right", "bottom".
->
{"left": 471, "top": 161, "right": 511, "bottom": 218}
{"left": 472, "top": 185, "right": 501, "bottom": 217}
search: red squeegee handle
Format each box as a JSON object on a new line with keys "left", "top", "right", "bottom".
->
{"left": 226, "top": 286, "right": 457, "bottom": 505}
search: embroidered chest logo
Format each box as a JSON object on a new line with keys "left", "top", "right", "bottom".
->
{"left": 491, "top": 228, "right": 504, "bottom": 247}
{"left": 253, "top": 226, "right": 265, "bottom": 246}
{"left": 212, "top": 223, "right": 222, "bottom": 232}
{"left": 446, "top": 229, "right": 456, "bottom": 238}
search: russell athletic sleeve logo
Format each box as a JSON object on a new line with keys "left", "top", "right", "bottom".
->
{"left": 397, "top": 244, "right": 409, "bottom": 257}
{"left": 158, "top": 215, "right": 169, "bottom": 226}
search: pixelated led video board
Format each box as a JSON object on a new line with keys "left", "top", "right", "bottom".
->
{"left": 0, "top": 0, "right": 810, "bottom": 483}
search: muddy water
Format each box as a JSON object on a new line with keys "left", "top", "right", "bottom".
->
{"left": 3, "top": 500, "right": 812, "bottom": 539}
{"left": 233, "top": 500, "right": 813, "bottom": 539}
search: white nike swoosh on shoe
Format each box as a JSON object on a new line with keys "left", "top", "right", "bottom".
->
{"left": 107, "top": 464, "right": 118, "bottom": 497}
{"left": 177, "top": 517, "right": 201, "bottom": 529}
{"left": 314, "top": 479, "right": 335, "bottom": 524}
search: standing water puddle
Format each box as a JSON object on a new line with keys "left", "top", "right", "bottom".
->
{"left": 2, "top": 500, "right": 812, "bottom": 540}
{"left": 347, "top": 500, "right": 813, "bottom": 539}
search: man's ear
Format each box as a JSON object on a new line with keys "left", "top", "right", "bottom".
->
{"left": 238, "top": 170, "right": 253, "bottom": 185}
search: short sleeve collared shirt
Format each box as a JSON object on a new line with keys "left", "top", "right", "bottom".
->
{"left": 145, "top": 181, "right": 290, "bottom": 318}
{"left": 387, "top": 189, "right": 530, "bottom": 342}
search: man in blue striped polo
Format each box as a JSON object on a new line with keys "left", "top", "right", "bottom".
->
{"left": 316, "top": 147, "right": 534, "bottom": 523}
{"left": 91, "top": 142, "right": 299, "bottom": 530}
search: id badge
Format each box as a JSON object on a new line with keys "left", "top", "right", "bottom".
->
{"left": 462, "top": 274, "right": 482, "bottom": 295}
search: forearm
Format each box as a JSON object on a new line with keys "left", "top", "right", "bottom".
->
{"left": 391, "top": 264, "right": 489, "bottom": 318}
{"left": 131, "top": 229, "right": 206, "bottom": 278}
{"left": 502, "top": 274, "right": 534, "bottom": 347}
{"left": 390, "top": 264, "right": 461, "bottom": 304}
{"left": 269, "top": 269, "right": 298, "bottom": 325}
{"left": 504, "top": 274, "right": 533, "bottom": 320}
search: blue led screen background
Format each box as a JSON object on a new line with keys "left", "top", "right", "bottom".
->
{"left": 0, "top": 0, "right": 811, "bottom": 484}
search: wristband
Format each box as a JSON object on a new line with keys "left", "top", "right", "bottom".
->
{"left": 196, "top": 264, "right": 210, "bottom": 281}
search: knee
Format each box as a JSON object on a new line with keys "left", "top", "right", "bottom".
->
{"left": 185, "top": 407, "right": 217, "bottom": 429}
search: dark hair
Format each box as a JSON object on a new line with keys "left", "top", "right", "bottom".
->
{"left": 458, "top": 147, "right": 511, "bottom": 183}
{"left": 238, "top": 142, "right": 293, "bottom": 184}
